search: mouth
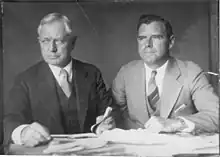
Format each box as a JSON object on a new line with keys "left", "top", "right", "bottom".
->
{"left": 143, "top": 51, "right": 156, "bottom": 55}
{"left": 47, "top": 56, "right": 60, "bottom": 59}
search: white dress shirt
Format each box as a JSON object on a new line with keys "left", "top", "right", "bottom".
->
{"left": 12, "top": 60, "right": 73, "bottom": 144}
{"left": 144, "top": 61, "right": 168, "bottom": 96}
{"left": 144, "top": 60, "right": 195, "bottom": 132}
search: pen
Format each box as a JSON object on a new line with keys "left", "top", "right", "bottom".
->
{"left": 101, "top": 106, "right": 113, "bottom": 123}
{"left": 90, "top": 106, "right": 113, "bottom": 133}
{"left": 174, "top": 104, "right": 186, "bottom": 114}
{"left": 206, "top": 72, "right": 218, "bottom": 76}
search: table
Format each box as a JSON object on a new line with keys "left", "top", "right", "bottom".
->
{"left": 6, "top": 133, "right": 220, "bottom": 157}
{"left": 7, "top": 141, "right": 219, "bottom": 156}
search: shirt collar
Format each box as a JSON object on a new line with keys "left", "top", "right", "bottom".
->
{"left": 144, "top": 60, "right": 169, "bottom": 76}
{"left": 48, "top": 60, "right": 73, "bottom": 79}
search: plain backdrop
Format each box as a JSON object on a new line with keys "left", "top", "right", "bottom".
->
{"left": 3, "top": 1, "right": 212, "bottom": 102}
{"left": 1, "top": 1, "right": 219, "bottom": 151}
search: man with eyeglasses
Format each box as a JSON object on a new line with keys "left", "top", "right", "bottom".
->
{"left": 4, "top": 13, "right": 115, "bottom": 147}
{"left": 112, "top": 14, "right": 219, "bottom": 134}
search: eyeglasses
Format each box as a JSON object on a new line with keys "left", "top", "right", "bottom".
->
{"left": 38, "top": 35, "right": 70, "bottom": 46}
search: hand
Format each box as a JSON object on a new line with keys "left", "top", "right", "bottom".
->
{"left": 21, "top": 122, "right": 51, "bottom": 147}
{"left": 144, "top": 116, "right": 186, "bottom": 133}
{"left": 95, "top": 115, "right": 116, "bottom": 135}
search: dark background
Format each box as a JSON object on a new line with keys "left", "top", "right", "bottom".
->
{"left": 3, "top": 1, "right": 217, "bottom": 93}
{"left": 1, "top": 0, "right": 219, "bottom": 153}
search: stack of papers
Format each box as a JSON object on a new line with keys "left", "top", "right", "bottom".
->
{"left": 99, "top": 128, "right": 219, "bottom": 155}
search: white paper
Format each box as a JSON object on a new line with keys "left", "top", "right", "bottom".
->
{"left": 99, "top": 128, "right": 219, "bottom": 155}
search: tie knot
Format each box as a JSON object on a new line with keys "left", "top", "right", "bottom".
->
{"left": 60, "top": 69, "right": 68, "bottom": 78}
{"left": 151, "top": 70, "right": 157, "bottom": 78}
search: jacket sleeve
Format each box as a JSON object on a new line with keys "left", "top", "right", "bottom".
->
{"left": 181, "top": 62, "right": 219, "bottom": 133}
{"left": 94, "top": 69, "right": 113, "bottom": 116}
{"left": 111, "top": 66, "right": 140, "bottom": 129}
{"left": 4, "top": 75, "right": 32, "bottom": 145}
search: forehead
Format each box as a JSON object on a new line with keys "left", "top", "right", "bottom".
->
{"left": 39, "top": 20, "right": 67, "bottom": 38}
{"left": 138, "top": 21, "right": 166, "bottom": 35}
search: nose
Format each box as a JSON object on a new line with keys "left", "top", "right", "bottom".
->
{"left": 49, "top": 40, "right": 57, "bottom": 53}
{"left": 144, "top": 37, "right": 153, "bottom": 48}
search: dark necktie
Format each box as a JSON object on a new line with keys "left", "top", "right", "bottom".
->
{"left": 147, "top": 70, "right": 160, "bottom": 111}
{"left": 59, "top": 69, "right": 72, "bottom": 98}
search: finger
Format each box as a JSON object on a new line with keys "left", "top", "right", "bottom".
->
{"left": 144, "top": 117, "right": 160, "bottom": 131}
{"left": 23, "top": 135, "right": 40, "bottom": 147}
{"left": 25, "top": 129, "right": 49, "bottom": 147}
{"left": 32, "top": 130, "right": 48, "bottom": 143}
{"left": 96, "top": 124, "right": 112, "bottom": 135}
{"left": 102, "top": 117, "right": 114, "bottom": 124}
{"left": 145, "top": 122, "right": 163, "bottom": 133}
{"left": 95, "top": 126, "right": 105, "bottom": 135}
{"left": 144, "top": 119, "right": 154, "bottom": 129}
{"left": 22, "top": 126, "right": 38, "bottom": 147}
{"left": 144, "top": 116, "right": 158, "bottom": 128}
{"left": 30, "top": 122, "right": 51, "bottom": 140}
{"left": 96, "top": 116, "right": 104, "bottom": 124}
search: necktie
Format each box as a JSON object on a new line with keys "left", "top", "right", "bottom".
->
{"left": 147, "top": 70, "right": 160, "bottom": 111}
{"left": 59, "top": 69, "right": 72, "bottom": 98}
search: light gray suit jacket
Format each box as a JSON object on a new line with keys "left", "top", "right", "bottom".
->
{"left": 112, "top": 57, "right": 219, "bottom": 133}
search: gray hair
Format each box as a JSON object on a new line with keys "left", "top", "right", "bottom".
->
{"left": 37, "top": 13, "right": 72, "bottom": 35}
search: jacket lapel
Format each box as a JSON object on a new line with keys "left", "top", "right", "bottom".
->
{"left": 37, "top": 62, "right": 63, "bottom": 126}
{"left": 160, "top": 58, "right": 183, "bottom": 118}
{"left": 72, "top": 59, "right": 89, "bottom": 132}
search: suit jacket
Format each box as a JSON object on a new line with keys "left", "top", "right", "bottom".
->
{"left": 112, "top": 57, "right": 219, "bottom": 133}
{"left": 4, "top": 58, "right": 112, "bottom": 144}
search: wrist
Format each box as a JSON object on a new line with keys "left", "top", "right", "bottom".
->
{"left": 174, "top": 117, "right": 188, "bottom": 131}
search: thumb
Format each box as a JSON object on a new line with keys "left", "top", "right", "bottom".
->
{"left": 96, "top": 115, "right": 104, "bottom": 124}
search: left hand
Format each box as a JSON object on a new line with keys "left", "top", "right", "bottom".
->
{"left": 144, "top": 116, "right": 185, "bottom": 133}
{"left": 95, "top": 115, "right": 116, "bottom": 135}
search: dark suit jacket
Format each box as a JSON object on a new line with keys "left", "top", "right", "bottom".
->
{"left": 112, "top": 57, "right": 219, "bottom": 133}
{"left": 4, "top": 58, "right": 112, "bottom": 144}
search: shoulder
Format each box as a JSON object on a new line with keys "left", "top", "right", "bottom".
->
{"left": 16, "top": 61, "right": 46, "bottom": 81}
{"left": 74, "top": 59, "right": 102, "bottom": 75}
{"left": 118, "top": 60, "right": 143, "bottom": 74}
{"left": 174, "top": 58, "right": 204, "bottom": 78}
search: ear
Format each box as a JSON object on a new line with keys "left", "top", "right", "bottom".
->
{"left": 69, "top": 35, "right": 77, "bottom": 50}
{"left": 169, "top": 35, "right": 175, "bottom": 49}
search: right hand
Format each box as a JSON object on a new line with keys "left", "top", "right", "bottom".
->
{"left": 95, "top": 116, "right": 116, "bottom": 135}
{"left": 21, "top": 122, "right": 51, "bottom": 147}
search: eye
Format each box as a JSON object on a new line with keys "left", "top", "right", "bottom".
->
{"left": 151, "top": 35, "right": 164, "bottom": 40}
{"left": 40, "top": 38, "right": 51, "bottom": 44}
{"left": 55, "top": 39, "right": 65, "bottom": 45}
{"left": 137, "top": 36, "right": 147, "bottom": 41}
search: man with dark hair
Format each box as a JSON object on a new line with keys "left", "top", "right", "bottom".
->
{"left": 112, "top": 14, "right": 219, "bottom": 134}
{"left": 4, "top": 12, "right": 115, "bottom": 147}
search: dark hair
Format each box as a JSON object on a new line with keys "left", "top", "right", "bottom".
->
{"left": 137, "top": 14, "right": 173, "bottom": 38}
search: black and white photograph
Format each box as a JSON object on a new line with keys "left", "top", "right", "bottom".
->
{"left": 1, "top": 0, "right": 219, "bottom": 156}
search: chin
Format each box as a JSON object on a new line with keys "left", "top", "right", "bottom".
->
{"left": 142, "top": 56, "right": 156, "bottom": 64}
{"left": 46, "top": 59, "right": 62, "bottom": 66}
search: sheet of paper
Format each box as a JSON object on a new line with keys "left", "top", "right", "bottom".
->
{"left": 99, "top": 128, "right": 219, "bottom": 155}
{"left": 51, "top": 133, "right": 97, "bottom": 139}
{"left": 43, "top": 137, "right": 107, "bottom": 155}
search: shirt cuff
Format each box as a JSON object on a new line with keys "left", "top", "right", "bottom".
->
{"left": 12, "top": 124, "right": 29, "bottom": 145}
{"left": 178, "top": 116, "right": 195, "bottom": 133}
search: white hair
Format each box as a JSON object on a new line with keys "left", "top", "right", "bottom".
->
{"left": 37, "top": 12, "right": 72, "bottom": 35}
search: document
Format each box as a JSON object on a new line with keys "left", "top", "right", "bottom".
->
{"left": 99, "top": 128, "right": 219, "bottom": 155}
{"left": 43, "top": 135, "right": 107, "bottom": 155}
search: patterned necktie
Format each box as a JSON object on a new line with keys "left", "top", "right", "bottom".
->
{"left": 147, "top": 70, "right": 160, "bottom": 111}
{"left": 59, "top": 69, "right": 72, "bottom": 98}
